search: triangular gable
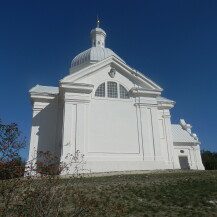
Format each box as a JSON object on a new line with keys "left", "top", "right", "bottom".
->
{"left": 60, "top": 56, "right": 163, "bottom": 92}
{"left": 172, "top": 124, "right": 200, "bottom": 144}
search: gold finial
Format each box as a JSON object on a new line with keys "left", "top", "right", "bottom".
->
{"left": 96, "top": 16, "right": 100, "bottom": 27}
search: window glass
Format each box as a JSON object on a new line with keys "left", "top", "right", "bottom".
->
{"left": 119, "top": 84, "right": 129, "bottom": 99}
{"left": 95, "top": 83, "right": 105, "bottom": 97}
{"left": 107, "top": 82, "right": 118, "bottom": 98}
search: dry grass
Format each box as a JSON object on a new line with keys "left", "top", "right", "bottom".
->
{"left": 1, "top": 170, "right": 217, "bottom": 216}
{"left": 60, "top": 170, "right": 217, "bottom": 216}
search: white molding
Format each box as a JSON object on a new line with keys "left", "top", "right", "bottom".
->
{"left": 30, "top": 94, "right": 57, "bottom": 103}
{"left": 130, "top": 87, "right": 161, "bottom": 97}
{"left": 157, "top": 102, "right": 175, "bottom": 110}
{"left": 64, "top": 93, "right": 91, "bottom": 104}
{"left": 60, "top": 83, "right": 94, "bottom": 94}
{"left": 61, "top": 56, "right": 163, "bottom": 91}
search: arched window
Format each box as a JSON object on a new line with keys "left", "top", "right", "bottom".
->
{"left": 107, "top": 82, "right": 118, "bottom": 98}
{"left": 119, "top": 84, "right": 129, "bottom": 99}
{"left": 95, "top": 82, "right": 105, "bottom": 97}
{"left": 95, "top": 82, "right": 129, "bottom": 99}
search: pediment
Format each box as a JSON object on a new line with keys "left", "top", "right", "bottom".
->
{"left": 60, "top": 56, "right": 163, "bottom": 92}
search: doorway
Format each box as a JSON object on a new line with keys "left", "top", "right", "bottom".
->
{"left": 179, "top": 156, "right": 190, "bottom": 170}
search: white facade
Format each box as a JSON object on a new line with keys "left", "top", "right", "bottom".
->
{"left": 28, "top": 24, "right": 204, "bottom": 173}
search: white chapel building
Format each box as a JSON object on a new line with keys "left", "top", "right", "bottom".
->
{"left": 28, "top": 22, "right": 204, "bottom": 173}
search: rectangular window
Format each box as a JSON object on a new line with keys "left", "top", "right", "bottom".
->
{"left": 107, "top": 82, "right": 118, "bottom": 98}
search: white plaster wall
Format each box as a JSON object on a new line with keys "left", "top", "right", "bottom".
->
{"left": 75, "top": 64, "right": 143, "bottom": 160}
{"left": 88, "top": 98, "right": 139, "bottom": 154}
{"left": 28, "top": 98, "right": 58, "bottom": 162}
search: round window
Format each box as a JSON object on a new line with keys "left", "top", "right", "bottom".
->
{"left": 180, "top": 150, "right": 184, "bottom": 153}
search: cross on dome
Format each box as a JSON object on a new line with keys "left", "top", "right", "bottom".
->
{"left": 96, "top": 16, "right": 100, "bottom": 28}
{"left": 90, "top": 18, "right": 106, "bottom": 48}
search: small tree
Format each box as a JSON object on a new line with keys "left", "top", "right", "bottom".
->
{"left": 0, "top": 119, "right": 26, "bottom": 179}
{"left": 0, "top": 119, "right": 124, "bottom": 216}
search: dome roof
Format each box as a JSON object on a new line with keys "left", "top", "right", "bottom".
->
{"left": 70, "top": 21, "right": 125, "bottom": 70}
{"left": 71, "top": 47, "right": 125, "bottom": 67}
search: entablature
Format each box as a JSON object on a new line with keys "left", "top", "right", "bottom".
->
{"left": 60, "top": 82, "right": 94, "bottom": 94}
{"left": 130, "top": 87, "right": 161, "bottom": 98}
{"left": 30, "top": 93, "right": 58, "bottom": 104}
{"left": 157, "top": 102, "right": 175, "bottom": 110}
{"left": 63, "top": 92, "right": 91, "bottom": 104}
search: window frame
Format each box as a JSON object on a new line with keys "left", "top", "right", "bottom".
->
{"left": 119, "top": 84, "right": 130, "bottom": 99}
{"left": 107, "top": 81, "right": 118, "bottom": 98}
{"left": 95, "top": 82, "right": 106, "bottom": 97}
{"left": 94, "top": 81, "right": 130, "bottom": 100}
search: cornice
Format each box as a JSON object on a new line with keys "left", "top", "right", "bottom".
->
{"left": 134, "top": 103, "right": 158, "bottom": 107}
{"left": 157, "top": 102, "right": 175, "bottom": 110}
{"left": 61, "top": 56, "right": 163, "bottom": 92}
{"left": 60, "top": 82, "right": 94, "bottom": 94}
{"left": 32, "top": 101, "right": 57, "bottom": 113}
{"left": 130, "top": 87, "right": 161, "bottom": 97}
{"left": 110, "top": 59, "right": 163, "bottom": 91}
{"left": 64, "top": 93, "right": 91, "bottom": 104}
{"left": 162, "top": 114, "right": 171, "bottom": 118}
{"left": 30, "top": 94, "right": 57, "bottom": 104}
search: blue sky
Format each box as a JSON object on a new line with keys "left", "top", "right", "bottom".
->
{"left": 0, "top": 0, "right": 217, "bottom": 159}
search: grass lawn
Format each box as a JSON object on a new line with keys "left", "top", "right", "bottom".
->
{"left": 1, "top": 170, "right": 217, "bottom": 216}
{"left": 60, "top": 170, "right": 217, "bottom": 216}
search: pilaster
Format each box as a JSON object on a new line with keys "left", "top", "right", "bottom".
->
{"left": 162, "top": 111, "right": 177, "bottom": 168}
{"left": 135, "top": 99, "right": 163, "bottom": 162}
{"left": 60, "top": 92, "right": 91, "bottom": 165}
{"left": 28, "top": 102, "right": 48, "bottom": 161}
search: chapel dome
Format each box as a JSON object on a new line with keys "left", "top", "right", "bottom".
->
{"left": 71, "top": 47, "right": 124, "bottom": 67}
{"left": 71, "top": 20, "right": 125, "bottom": 69}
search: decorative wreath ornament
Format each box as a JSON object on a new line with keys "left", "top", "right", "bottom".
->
{"left": 109, "top": 68, "right": 116, "bottom": 78}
